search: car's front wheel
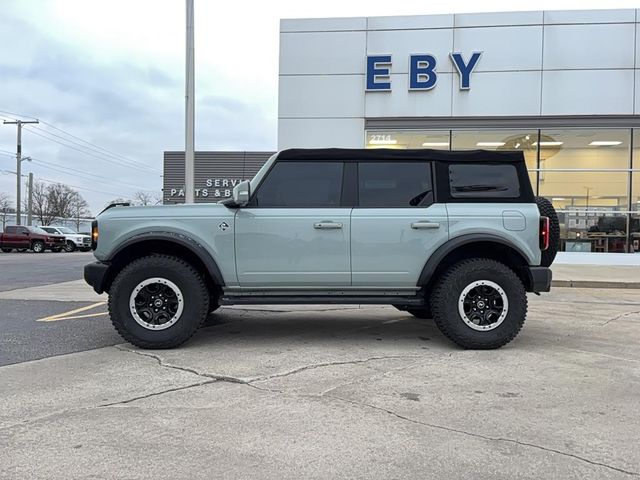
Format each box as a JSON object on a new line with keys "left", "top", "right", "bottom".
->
{"left": 64, "top": 241, "right": 76, "bottom": 252}
{"left": 431, "top": 258, "right": 527, "bottom": 349}
{"left": 32, "top": 241, "right": 45, "bottom": 253}
{"left": 108, "top": 255, "right": 210, "bottom": 349}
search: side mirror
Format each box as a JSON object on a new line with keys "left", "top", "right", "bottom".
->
{"left": 232, "top": 180, "right": 251, "bottom": 207}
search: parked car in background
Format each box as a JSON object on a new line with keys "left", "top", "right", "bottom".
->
{"left": 0, "top": 225, "right": 66, "bottom": 253}
{"left": 40, "top": 226, "right": 92, "bottom": 252}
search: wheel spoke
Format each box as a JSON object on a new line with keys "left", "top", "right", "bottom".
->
{"left": 129, "top": 278, "right": 184, "bottom": 331}
{"left": 458, "top": 280, "right": 509, "bottom": 331}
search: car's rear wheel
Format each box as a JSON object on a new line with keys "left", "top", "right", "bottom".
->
{"left": 32, "top": 241, "right": 44, "bottom": 253}
{"left": 108, "top": 255, "right": 209, "bottom": 349}
{"left": 64, "top": 241, "right": 76, "bottom": 252}
{"left": 1, "top": 248, "right": 12, "bottom": 253}
{"left": 431, "top": 258, "right": 527, "bottom": 349}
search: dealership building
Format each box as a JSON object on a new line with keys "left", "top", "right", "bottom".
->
{"left": 164, "top": 8, "right": 640, "bottom": 253}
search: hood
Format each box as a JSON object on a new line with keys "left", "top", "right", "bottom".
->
{"left": 97, "top": 202, "right": 230, "bottom": 221}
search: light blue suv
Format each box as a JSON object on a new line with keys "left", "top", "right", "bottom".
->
{"left": 85, "top": 148, "right": 558, "bottom": 350}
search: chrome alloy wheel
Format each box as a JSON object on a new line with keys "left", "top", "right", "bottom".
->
{"left": 458, "top": 280, "right": 509, "bottom": 331}
{"left": 129, "top": 277, "right": 184, "bottom": 330}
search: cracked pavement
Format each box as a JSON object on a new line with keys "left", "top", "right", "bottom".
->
{"left": 1, "top": 288, "right": 640, "bottom": 479}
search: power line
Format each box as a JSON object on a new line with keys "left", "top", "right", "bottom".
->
{"left": 35, "top": 121, "right": 158, "bottom": 171}
{"left": 23, "top": 127, "right": 160, "bottom": 175}
{"left": 0, "top": 149, "right": 157, "bottom": 193}
{"left": 36, "top": 177, "right": 130, "bottom": 197}
{"left": 0, "top": 110, "right": 162, "bottom": 173}
{"left": 29, "top": 124, "right": 161, "bottom": 173}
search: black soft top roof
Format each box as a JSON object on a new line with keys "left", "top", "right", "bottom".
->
{"left": 277, "top": 148, "right": 525, "bottom": 163}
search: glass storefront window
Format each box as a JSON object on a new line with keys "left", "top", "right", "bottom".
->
{"left": 365, "top": 130, "right": 449, "bottom": 150}
{"left": 538, "top": 129, "right": 630, "bottom": 170}
{"left": 451, "top": 129, "right": 539, "bottom": 192}
{"left": 631, "top": 130, "right": 640, "bottom": 211}
{"left": 362, "top": 127, "right": 637, "bottom": 253}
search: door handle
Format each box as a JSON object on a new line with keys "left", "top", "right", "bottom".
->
{"left": 314, "top": 222, "right": 343, "bottom": 230}
{"left": 411, "top": 221, "right": 440, "bottom": 229}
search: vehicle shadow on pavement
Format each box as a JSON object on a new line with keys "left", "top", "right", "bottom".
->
{"left": 190, "top": 306, "right": 454, "bottom": 350}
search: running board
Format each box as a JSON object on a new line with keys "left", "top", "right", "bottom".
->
{"left": 219, "top": 295, "right": 425, "bottom": 306}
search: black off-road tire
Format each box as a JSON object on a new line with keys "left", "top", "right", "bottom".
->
{"left": 535, "top": 196, "right": 560, "bottom": 267}
{"left": 64, "top": 241, "right": 76, "bottom": 252}
{"left": 431, "top": 258, "right": 527, "bottom": 349}
{"left": 108, "top": 255, "right": 209, "bottom": 349}
{"left": 32, "top": 241, "right": 45, "bottom": 253}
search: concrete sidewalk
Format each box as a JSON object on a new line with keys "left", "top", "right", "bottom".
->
{"left": 552, "top": 264, "right": 640, "bottom": 289}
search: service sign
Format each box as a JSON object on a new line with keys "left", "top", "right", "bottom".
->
{"left": 366, "top": 52, "right": 482, "bottom": 91}
{"left": 168, "top": 178, "right": 244, "bottom": 199}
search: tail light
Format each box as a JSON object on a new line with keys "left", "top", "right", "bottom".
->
{"left": 91, "top": 220, "right": 98, "bottom": 250}
{"left": 539, "top": 216, "right": 550, "bottom": 251}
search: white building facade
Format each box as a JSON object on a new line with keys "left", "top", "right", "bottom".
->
{"left": 278, "top": 9, "right": 640, "bottom": 253}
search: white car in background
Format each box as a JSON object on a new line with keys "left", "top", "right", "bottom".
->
{"left": 40, "top": 226, "right": 92, "bottom": 252}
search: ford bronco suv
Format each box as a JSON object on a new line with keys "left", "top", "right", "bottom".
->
{"left": 85, "top": 148, "right": 559, "bottom": 350}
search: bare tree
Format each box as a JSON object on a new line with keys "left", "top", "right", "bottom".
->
{"left": 31, "top": 181, "right": 55, "bottom": 225}
{"left": 47, "top": 183, "right": 77, "bottom": 219}
{"left": 132, "top": 191, "right": 162, "bottom": 206}
{"left": 69, "top": 192, "right": 91, "bottom": 231}
{"left": 0, "top": 192, "right": 11, "bottom": 230}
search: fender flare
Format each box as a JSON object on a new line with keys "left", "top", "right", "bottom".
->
{"left": 107, "top": 231, "right": 225, "bottom": 286}
{"left": 417, "top": 233, "right": 531, "bottom": 286}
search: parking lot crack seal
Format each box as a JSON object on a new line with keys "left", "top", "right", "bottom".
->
{"left": 98, "top": 380, "right": 218, "bottom": 407}
{"left": 325, "top": 394, "right": 639, "bottom": 477}
{"left": 248, "top": 355, "right": 421, "bottom": 384}
{"left": 600, "top": 309, "right": 640, "bottom": 326}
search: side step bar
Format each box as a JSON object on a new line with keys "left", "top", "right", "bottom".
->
{"left": 219, "top": 295, "right": 426, "bottom": 306}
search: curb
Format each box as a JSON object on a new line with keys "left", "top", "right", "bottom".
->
{"left": 552, "top": 280, "right": 640, "bottom": 289}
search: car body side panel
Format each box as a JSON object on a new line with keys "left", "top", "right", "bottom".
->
{"left": 235, "top": 208, "right": 352, "bottom": 286}
{"left": 93, "top": 203, "right": 238, "bottom": 286}
{"left": 351, "top": 204, "right": 449, "bottom": 286}
{"left": 446, "top": 203, "right": 541, "bottom": 265}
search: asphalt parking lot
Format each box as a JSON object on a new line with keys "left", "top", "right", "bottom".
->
{"left": 1, "top": 253, "right": 639, "bottom": 479}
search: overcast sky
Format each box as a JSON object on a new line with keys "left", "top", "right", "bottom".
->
{"left": 1, "top": 0, "right": 638, "bottom": 214}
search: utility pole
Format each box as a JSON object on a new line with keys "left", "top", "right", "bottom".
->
{"left": 3, "top": 119, "right": 39, "bottom": 224}
{"left": 27, "top": 172, "right": 33, "bottom": 226}
{"left": 185, "top": 0, "right": 195, "bottom": 203}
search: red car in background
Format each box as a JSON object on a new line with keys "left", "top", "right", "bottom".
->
{"left": 0, "top": 225, "right": 66, "bottom": 253}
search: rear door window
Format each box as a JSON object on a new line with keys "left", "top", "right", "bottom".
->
{"left": 358, "top": 162, "right": 433, "bottom": 207}
{"left": 449, "top": 164, "right": 520, "bottom": 198}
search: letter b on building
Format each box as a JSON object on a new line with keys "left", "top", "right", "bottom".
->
{"left": 409, "top": 54, "right": 437, "bottom": 90}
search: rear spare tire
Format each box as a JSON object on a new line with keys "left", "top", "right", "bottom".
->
{"left": 535, "top": 196, "right": 560, "bottom": 267}
{"left": 431, "top": 258, "right": 527, "bottom": 349}
{"left": 108, "top": 255, "right": 209, "bottom": 349}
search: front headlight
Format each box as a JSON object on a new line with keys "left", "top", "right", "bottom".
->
{"left": 76, "top": 236, "right": 83, "bottom": 242}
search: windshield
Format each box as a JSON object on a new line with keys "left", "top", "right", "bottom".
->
{"left": 57, "top": 227, "right": 76, "bottom": 234}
